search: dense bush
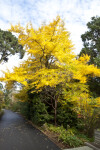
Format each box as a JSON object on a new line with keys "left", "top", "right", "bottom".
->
{"left": 29, "top": 95, "right": 52, "bottom": 125}
{"left": 76, "top": 107, "right": 100, "bottom": 137}
{"left": 57, "top": 103, "right": 78, "bottom": 128}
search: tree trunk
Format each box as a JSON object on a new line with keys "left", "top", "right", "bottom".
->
{"left": 54, "top": 99, "right": 57, "bottom": 126}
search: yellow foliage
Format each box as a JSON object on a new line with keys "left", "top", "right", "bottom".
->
{"left": 0, "top": 16, "right": 100, "bottom": 96}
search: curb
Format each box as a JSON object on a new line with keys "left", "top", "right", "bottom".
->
{"left": 63, "top": 146, "right": 93, "bottom": 150}
{"left": 85, "top": 142, "right": 99, "bottom": 150}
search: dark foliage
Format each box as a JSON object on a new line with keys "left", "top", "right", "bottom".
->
{"left": 0, "top": 29, "right": 25, "bottom": 63}
{"left": 79, "top": 16, "right": 100, "bottom": 97}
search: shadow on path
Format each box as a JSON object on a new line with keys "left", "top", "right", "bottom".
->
{"left": 0, "top": 109, "right": 60, "bottom": 150}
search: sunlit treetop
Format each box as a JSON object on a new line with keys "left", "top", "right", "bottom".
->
{"left": 10, "top": 16, "right": 75, "bottom": 67}
{"left": 0, "top": 16, "right": 100, "bottom": 92}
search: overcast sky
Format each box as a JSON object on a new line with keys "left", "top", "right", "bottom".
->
{"left": 0, "top": 0, "right": 100, "bottom": 76}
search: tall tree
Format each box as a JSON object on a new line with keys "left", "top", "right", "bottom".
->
{"left": 1, "top": 16, "right": 100, "bottom": 125}
{"left": 0, "top": 29, "right": 25, "bottom": 63}
{"left": 79, "top": 16, "right": 100, "bottom": 96}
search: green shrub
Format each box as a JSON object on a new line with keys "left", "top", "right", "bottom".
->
{"left": 20, "top": 101, "right": 31, "bottom": 119}
{"left": 44, "top": 124, "right": 92, "bottom": 147}
{"left": 57, "top": 104, "right": 78, "bottom": 128}
{"left": 30, "top": 96, "right": 52, "bottom": 125}
{"left": 10, "top": 102, "right": 21, "bottom": 112}
{"left": 59, "top": 132, "right": 83, "bottom": 147}
{"left": 76, "top": 107, "right": 100, "bottom": 137}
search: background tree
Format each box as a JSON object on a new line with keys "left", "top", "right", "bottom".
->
{"left": 0, "top": 29, "right": 25, "bottom": 111}
{"left": 0, "top": 29, "right": 25, "bottom": 63}
{"left": 79, "top": 16, "right": 100, "bottom": 97}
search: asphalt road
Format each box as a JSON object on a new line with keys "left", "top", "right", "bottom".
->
{"left": 0, "top": 109, "right": 61, "bottom": 150}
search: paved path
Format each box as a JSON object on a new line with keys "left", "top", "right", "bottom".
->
{"left": 0, "top": 109, "right": 60, "bottom": 150}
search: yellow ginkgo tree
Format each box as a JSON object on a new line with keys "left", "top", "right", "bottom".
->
{"left": 0, "top": 16, "right": 100, "bottom": 125}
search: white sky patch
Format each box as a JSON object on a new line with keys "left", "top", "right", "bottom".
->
{"left": 0, "top": 0, "right": 100, "bottom": 76}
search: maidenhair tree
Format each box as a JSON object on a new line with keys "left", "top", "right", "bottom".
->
{"left": 1, "top": 16, "right": 100, "bottom": 125}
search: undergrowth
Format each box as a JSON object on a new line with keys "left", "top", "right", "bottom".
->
{"left": 42, "top": 123, "right": 92, "bottom": 147}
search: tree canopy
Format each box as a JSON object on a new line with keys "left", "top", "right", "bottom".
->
{"left": 1, "top": 16, "right": 100, "bottom": 129}
{"left": 79, "top": 16, "right": 100, "bottom": 67}
{"left": 1, "top": 17, "right": 99, "bottom": 89}
{"left": 0, "top": 29, "right": 25, "bottom": 63}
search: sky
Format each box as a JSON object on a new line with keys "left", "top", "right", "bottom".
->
{"left": 0, "top": 0, "right": 100, "bottom": 76}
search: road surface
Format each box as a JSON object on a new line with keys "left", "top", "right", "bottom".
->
{"left": 0, "top": 109, "right": 60, "bottom": 150}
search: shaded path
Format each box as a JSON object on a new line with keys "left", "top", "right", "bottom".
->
{"left": 0, "top": 110, "right": 60, "bottom": 150}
